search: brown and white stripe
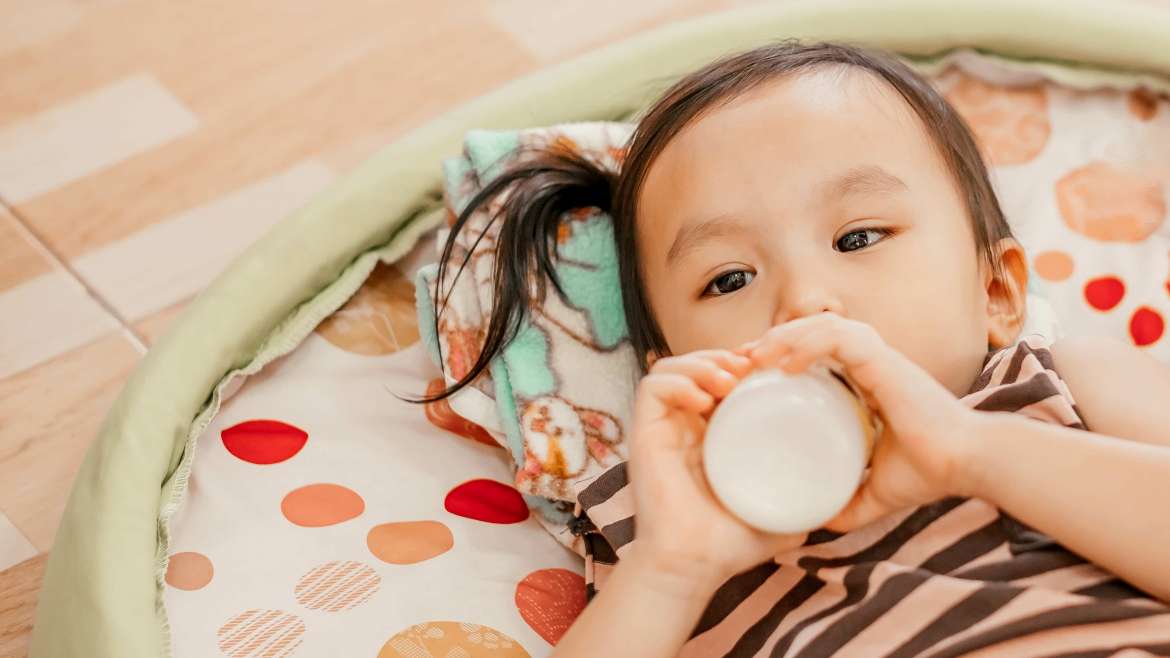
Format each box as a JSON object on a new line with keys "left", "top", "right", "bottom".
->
{"left": 564, "top": 335, "right": 1170, "bottom": 656}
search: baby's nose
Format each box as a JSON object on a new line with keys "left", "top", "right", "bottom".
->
{"left": 773, "top": 291, "right": 845, "bottom": 325}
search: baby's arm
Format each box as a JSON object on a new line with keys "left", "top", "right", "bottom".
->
{"left": 965, "top": 335, "right": 1170, "bottom": 602}
{"left": 550, "top": 551, "right": 720, "bottom": 658}
{"left": 744, "top": 314, "right": 1170, "bottom": 602}
{"left": 552, "top": 349, "right": 806, "bottom": 657}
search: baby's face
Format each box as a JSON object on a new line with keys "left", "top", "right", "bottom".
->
{"left": 637, "top": 68, "right": 996, "bottom": 395}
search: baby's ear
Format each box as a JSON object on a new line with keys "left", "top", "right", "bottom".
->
{"left": 984, "top": 238, "right": 1029, "bottom": 349}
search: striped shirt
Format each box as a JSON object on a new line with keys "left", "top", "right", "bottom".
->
{"left": 562, "top": 335, "right": 1170, "bottom": 657}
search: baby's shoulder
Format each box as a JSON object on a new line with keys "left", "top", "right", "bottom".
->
{"left": 1049, "top": 335, "right": 1170, "bottom": 445}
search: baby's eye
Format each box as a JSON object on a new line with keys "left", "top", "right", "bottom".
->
{"left": 835, "top": 227, "right": 892, "bottom": 253}
{"left": 702, "top": 270, "right": 754, "bottom": 297}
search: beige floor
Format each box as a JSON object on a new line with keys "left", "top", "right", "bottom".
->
{"left": 0, "top": 1, "right": 761, "bottom": 655}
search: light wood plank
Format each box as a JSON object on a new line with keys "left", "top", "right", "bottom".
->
{"left": 0, "top": 554, "right": 46, "bottom": 658}
{"left": 0, "top": 333, "right": 140, "bottom": 550}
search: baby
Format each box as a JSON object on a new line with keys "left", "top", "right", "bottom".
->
{"left": 427, "top": 41, "right": 1170, "bottom": 656}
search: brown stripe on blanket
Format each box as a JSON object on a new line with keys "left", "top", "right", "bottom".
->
{"left": 915, "top": 518, "right": 1007, "bottom": 574}
{"left": 789, "top": 520, "right": 1009, "bottom": 657}
{"left": 684, "top": 568, "right": 808, "bottom": 657}
{"left": 884, "top": 583, "right": 1027, "bottom": 658}
{"left": 956, "top": 610, "right": 1170, "bottom": 657}
{"left": 927, "top": 602, "right": 1170, "bottom": 658}
{"left": 690, "top": 562, "right": 781, "bottom": 638}
{"left": 585, "top": 531, "right": 618, "bottom": 565}
{"left": 1040, "top": 641, "right": 1170, "bottom": 658}
{"left": 720, "top": 573, "right": 826, "bottom": 658}
{"left": 973, "top": 371, "right": 1064, "bottom": 413}
{"left": 1014, "top": 563, "right": 1117, "bottom": 594}
{"left": 598, "top": 516, "right": 635, "bottom": 554}
{"left": 720, "top": 498, "right": 968, "bottom": 650}
{"left": 1073, "top": 578, "right": 1149, "bottom": 601}
{"left": 769, "top": 561, "right": 886, "bottom": 657}
{"left": 797, "top": 498, "right": 968, "bottom": 571}
{"left": 954, "top": 548, "right": 1085, "bottom": 582}
{"left": 577, "top": 461, "right": 628, "bottom": 510}
{"left": 969, "top": 349, "right": 1007, "bottom": 394}
{"left": 876, "top": 499, "right": 1000, "bottom": 567}
{"left": 1001, "top": 339, "right": 1037, "bottom": 384}
{"left": 582, "top": 480, "right": 636, "bottom": 532}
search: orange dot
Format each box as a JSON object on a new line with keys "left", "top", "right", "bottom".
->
{"left": 515, "top": 569, "right": 586, "bottom": 646}
{"left": 1032, "top": 250, "right": 1075, "bottom": 282}
{"left": 281, "top": 483, "right": 365, "bottom": 527}
{"left": 1055, "top": 161, "right": 1166, "bottom": 242}
{"left": 367, "top": 520, "right": 454, "bottom": 564}
{"left": 165, "top": 551, "right": 214, "bottom": 591}
{"left": 379, "top": 621, "right": 529, "bottom": 657}
{"left": 314, "top": 263, "right": 419, "bottom": 355}
{"left": 944, "top": 73, "right": 1050, "bottom": 165}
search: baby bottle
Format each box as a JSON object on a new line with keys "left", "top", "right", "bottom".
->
{"left": 702, "top": 364, "right": 880, "bottom": 534}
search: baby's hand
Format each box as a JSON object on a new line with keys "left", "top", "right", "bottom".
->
{"left": 742, "top": 312, "right": 982, "bottom": 533}
{"left": 627, "top": 350, "right": 807, "bottom": 593}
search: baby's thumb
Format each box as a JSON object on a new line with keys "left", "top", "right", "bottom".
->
{"left": 823, "top": 484, "right": 891, "bottom": 533}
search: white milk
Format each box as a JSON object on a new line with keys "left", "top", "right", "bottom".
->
{"left": 702, "top": 366, "right": 877, "bottom": 534}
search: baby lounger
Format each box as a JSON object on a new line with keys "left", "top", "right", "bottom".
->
{"left": 29, "top": 0, "right": 1170, "bottom": 656}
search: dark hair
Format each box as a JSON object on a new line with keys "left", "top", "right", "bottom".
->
{"left": 419, "top": 40, "right": 1013, "bottom": 403}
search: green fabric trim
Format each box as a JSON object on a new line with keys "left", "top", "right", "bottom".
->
{"left": 29, "top": 0, "right": 1170, "bottom": 656}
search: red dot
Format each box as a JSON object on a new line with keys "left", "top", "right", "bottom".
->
{"left": 444, "top": 479, "right": 529, "bottom": 524}
{"left": 1130, "top": 307, "right": 1165, "bottom": 347}
{"left": 222, "top": 419, "right": 308, "bottom": 465}
{"left": 1084, "top": 276, "right": 1125, "bottom": 311}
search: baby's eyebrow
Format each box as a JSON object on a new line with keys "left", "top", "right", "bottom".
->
{"left": 665, "top": 213, "right": 758, "bottom": 267}
{"left": 822, "top": 164, "right": 909, "bottom": 201}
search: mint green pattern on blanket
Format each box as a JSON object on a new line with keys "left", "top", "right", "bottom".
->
{"left": 424, "top": 128, "right": 632, "bottom": 522}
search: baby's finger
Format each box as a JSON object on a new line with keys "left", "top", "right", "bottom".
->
{"left": 744, "top": 317, "right": 824, "bottom": 367}
{"left": 682, "top": 349, "right": 754, "bottom": 377}
{"left": 822, "top": 484, "right": 893, "bottom": 533}
{"left": 768, "top": 531, "right": 809, "bottom": 555}
{"left": 637, "top": 372, "right": 716, "bottom": 418}
{"left": 651, "top": 355, "right": 742, "bottom": 398}
{"left": 777, "top": 322, "right": 880, "bottom": 375}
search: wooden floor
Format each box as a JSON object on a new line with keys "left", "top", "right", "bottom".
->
{"left": 0, "top": 1, "right": 759, "bottom": 655}
{"left": 2, "top": 1, "right": 1167, "bottom": 656}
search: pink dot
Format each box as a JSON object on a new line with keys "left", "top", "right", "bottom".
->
{"left": 1084, "top": 276, "right": 1125, "bottom": 311}
{"left": 445, "top": 479, "right": 529, "bottom": 524}
{"left": 222, "top": 419, "right": 308, "bottom": 465}
{"left": 1130, "top": 307, "right": 1165, "bottom": 347}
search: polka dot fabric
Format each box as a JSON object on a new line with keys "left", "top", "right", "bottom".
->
{"left": 164, "top": 243, "right": 584, "bottom": 657}
{"left": 935, "top": 51, "right": 1170, "bottom": 361}
{"left": 164, "top": 52, "right": 1170, "bottom": 657}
